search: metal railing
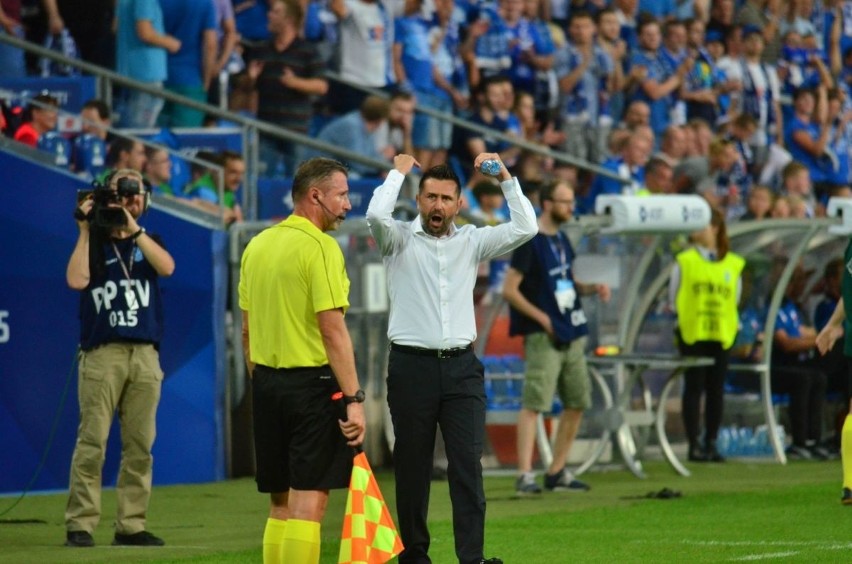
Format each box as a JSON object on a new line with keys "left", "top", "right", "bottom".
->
{"left": 0, "top": 32, "right": 630, "bottom": 222}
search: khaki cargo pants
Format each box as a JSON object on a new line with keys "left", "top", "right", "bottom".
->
{"left": 65, "top": 343, "right": 163, "bottom": 535}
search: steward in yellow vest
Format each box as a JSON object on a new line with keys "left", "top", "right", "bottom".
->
{"left": 675, "top": 248, "right": 745, "bottom": 349}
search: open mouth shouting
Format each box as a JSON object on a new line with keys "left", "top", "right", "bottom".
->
{"left": 423, "top": 210, "right": 448, "bottom": 235}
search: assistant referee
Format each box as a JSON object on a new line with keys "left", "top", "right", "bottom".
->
{"left": 239, "top": 157, "right": 366, "bottom": 564}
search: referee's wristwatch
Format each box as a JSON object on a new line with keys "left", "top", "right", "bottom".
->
{"left": 343, "top": 389, "right": 366, "bottom": 404}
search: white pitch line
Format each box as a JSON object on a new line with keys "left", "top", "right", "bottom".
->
{"left": 733, "top": 551, "right": 801, "bottom": 561}
{"left": 634, "top": 540, "right": 852, "bottom": 549}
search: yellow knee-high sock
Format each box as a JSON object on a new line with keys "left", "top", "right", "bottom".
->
{"left": 281, "top": 519, "right": 320, "bottom": 564}
{"left": 263, "top": 518, "right": 287, "bottom": 564}
{"left": 842, "top": 415, "right": 852, "bottom": 490}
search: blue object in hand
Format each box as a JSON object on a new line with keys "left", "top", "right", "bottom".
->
{"left": 480, "top": 159, "right": 502, "bottom": 176}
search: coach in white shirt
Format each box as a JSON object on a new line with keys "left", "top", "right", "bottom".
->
{"left": 366, "top": 153, "right": 537, "bottom": 564}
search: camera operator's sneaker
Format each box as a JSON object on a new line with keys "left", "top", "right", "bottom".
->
{"left": 544, "top": 468, "right": 590, "bottom": 492}
{"left": 515, "top": 472, "right": 541, "bottom": 495}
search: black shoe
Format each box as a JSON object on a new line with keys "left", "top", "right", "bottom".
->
{"left": 688, "top": 444, "right": 708, "bottom": 462}
{"left": 842, "top": 488, "right": 852, "bottom": 505}
{"left": 808, "top": 445, "right": 835, "bottom": 461}
{"left": 785, "top": 444, "right": 813, "bottom": 460}
{"left": 705, "top": 442, "right": 726, "bottom": 463}
{"left": 481, "top": 559, "right": 503, "bottom": 564}
{"left": 65, "top": 530, "right": 94, "bottom": 547}
{"left": 112, "top": 531, "right": 165, "bottom": 546}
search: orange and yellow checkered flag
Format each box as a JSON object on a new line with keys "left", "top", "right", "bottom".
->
{"left": 338, "top": 451, "right": 404, "bottom": 564}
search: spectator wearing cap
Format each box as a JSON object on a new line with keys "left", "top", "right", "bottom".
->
{"left": 13, "top": 94, "right": 58, "bottom": 147}
{"left": 703, "top": 28, "right": 737, "bottom": 117}
{"left": 734, "top": 0, "right": 783, "bottom": 63}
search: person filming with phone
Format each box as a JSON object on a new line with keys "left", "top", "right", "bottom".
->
{"left": 64, "top": 168, "right": 175, "bottom": 548}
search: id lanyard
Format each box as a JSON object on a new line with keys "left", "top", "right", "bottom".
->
{"left": 547, "top": 232, "right": 569, "bottom": 280}
{"left": 548, "top": 232, "right": 576, "bottom": 315}
{"left": 111, "top": 240, "right": 138, "bottom": 310}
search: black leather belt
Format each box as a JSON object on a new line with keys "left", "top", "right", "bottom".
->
{"left": 390, "top": 343, "right": 473, "bottom": 359}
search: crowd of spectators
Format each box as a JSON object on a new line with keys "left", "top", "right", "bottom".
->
{"left": 1, "top": 1, "right": 850, "bottom": 216}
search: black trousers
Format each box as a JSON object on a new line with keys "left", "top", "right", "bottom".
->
{"left": 772, "top": 361, "right": 827, "bottom": 447}
{"left": 387, "top": 349, "right": 487, "bottom": 564}
{"left": 678, "top": 339, "right": 730, "bottom": 447}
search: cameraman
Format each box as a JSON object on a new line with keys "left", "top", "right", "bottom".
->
{"left": 64, "top": 169, "right": 175, "bottom": 548}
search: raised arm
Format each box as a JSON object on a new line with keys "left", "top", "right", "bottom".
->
{"left": 471, "top": 153, "right": 538, "bottom": 260}
{"left": 365, "top": 154, "right": 419, "bottom": 255}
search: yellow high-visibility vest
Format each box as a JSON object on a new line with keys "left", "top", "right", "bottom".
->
{"left": 675, "top": 248, "right": 745, "bottom": 349}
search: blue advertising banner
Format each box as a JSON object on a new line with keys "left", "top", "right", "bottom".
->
{"left": 0, "top": 149, "right": 227, "bottom": 493}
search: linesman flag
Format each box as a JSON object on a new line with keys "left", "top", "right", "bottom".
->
{"left": 338, "top": 451, "right": 403, "bottom": 563}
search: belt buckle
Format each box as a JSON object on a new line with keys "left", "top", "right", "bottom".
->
{"left": 438, "top": 349, "right": 451, "bottom": 359}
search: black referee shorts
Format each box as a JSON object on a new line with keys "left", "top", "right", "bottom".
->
{"left": 251, "top": 364, "right": 353, "bottom": 493}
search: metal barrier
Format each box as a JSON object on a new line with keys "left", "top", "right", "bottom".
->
{"left": 475, "top": 212, "right": 849, "bottom": 477}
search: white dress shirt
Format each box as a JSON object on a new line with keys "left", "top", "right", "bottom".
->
{"left": 366, "top": 170, "right": 538, "bottom": 349}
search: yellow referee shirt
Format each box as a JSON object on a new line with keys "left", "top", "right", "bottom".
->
{"left": 239, "top": 215, "right": 350, "bottom": 368}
